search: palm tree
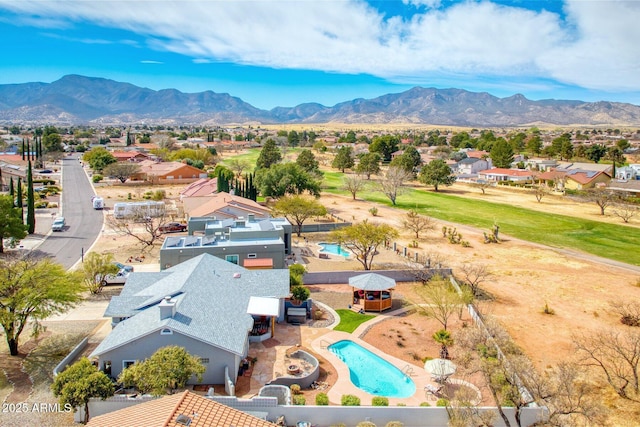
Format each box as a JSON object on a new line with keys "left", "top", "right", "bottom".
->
{"left": 433, "top": 329, "right": 453, "bottom": 360}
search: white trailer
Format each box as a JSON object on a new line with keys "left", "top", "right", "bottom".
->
{"left": 113, "top": 201, "right": 165, "bottom": 219}
{"left": 92, "top": 196, "right": 104, "bottom": 210}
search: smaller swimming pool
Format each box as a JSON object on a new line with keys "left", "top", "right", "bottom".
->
{"left": 318, "top": 242, "right": 350, "bottom": 257}
{"left": 328, "top": 340, "right": 416, "bottom": 398}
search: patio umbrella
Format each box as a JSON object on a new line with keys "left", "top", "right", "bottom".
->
{"left": 424, "top": 358, "right": 457, "bottom": 383}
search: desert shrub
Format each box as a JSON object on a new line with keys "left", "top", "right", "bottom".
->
{"left": 290, "top": 384, "right": 301, "bottom": 395}
{"left": 92, "top": 174, "right": 103, "bottom": 183}
{"left": 436, "top": 398, "right": 449, "bottom": 406}
{"left": 372, "top": 396, "right": 389, "bottom": 406}
{"left": 542, "top": 302, "right": 555, "bottom": 315}
{"left": 47, "top": 202, "right": 58, "bottom": 209}
{"left": 341, "top": 394, "right": 360, "bottom": 406}
{"left": 292, "top": 395, "right": 306, "bottom": 405}
{"left": 396, "top": 403, "right": 406, "bottom": 406}
{"left": 419, "top": 401, "right": 430, "bottom": 406}
{"left": 315, "top": 392, "right": 329, "bottom": 405}
{"left": 152, "top": 189, "right": 165, "bottom": 201}
{"left": 289, "top": 264, "right": 306, "bottom": 276}
{"left": 35, "top": 201, "right": 48, "bottom": 208}
{"left": 369, "top": 207, "right": 378, "bottom": 216}
{"left": 357, "top": 422, "right": 376, "bottom": 427}
{"left": 385, "top": 422, "right": 404, "bottom": 427}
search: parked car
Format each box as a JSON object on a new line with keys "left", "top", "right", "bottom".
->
{"left": 159, "top": 222, "right": 188, "bottom": 233}
{"left": 51, "top": 217, "right": 65, "bottom": 231}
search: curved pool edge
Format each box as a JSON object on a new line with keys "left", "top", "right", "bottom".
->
{"left": 311, "top": 330, "right": 438, "bottom": 407}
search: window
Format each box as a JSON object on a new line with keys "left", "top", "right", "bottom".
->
{"left": 160, "top": 328, "right": 173, "bottom": 335}
{"left": 247, "top": 253, "right": 257, "bottom": 259}
{"left": 199, "top": 358, "right": 210, "bottom": 364}
{"left": 225, "top": 254, "right": 239, "bottom": 265}
{"left": 123, "top": 360, "right": 136, "bottom": 370}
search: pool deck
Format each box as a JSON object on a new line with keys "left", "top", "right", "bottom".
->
{"left": 246, "top": 305, "right": 439, "bottom": 406}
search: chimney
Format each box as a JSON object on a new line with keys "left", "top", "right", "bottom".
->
{"left": 159, "top": 296, "right": 176, "bottom": 320}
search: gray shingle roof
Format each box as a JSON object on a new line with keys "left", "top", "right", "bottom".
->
{"left": 91, "top": 254, "right": 289, "bottom": 358}
{"left": 349, "top": 273, "right": 396, "bottom": 291}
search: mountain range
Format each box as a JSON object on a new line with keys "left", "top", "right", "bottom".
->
{"left": 1, "top": 74, "right": 639, "bottom": 127}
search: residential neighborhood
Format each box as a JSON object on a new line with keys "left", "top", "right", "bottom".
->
{"left": 1, "top": 123, "right": 640, "bottom": 427}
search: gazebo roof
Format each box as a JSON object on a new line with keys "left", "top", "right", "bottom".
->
{"left": 349, "top": 273, "right": 396, "bottom": 291}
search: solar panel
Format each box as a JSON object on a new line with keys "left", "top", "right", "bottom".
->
{"left": 184, "top": 236, "right": 199, "bottom": 247}
{"left": 202, "top": 235, "right": 216, "bottom": 246}
{"left": 165, "top": 237, "right": 182, "bottom": 248}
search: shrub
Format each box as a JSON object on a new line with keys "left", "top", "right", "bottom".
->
{"left": 152, "top": 189, "right": 166, "bottom": 201}
{"left": 35, "top": 201, "right": 48, "bottom": 208}
{"left": 292, "top": 395, "right": 306, "bottom": 405}
{"left": 47, "top": 202, "right": 58, "bottom": 209}
{"left": 289, "top": 264, "right": 306, "bottom": 276}
{"left": 290, "top": 384, "right": 301, "bottom": 395}
{"left": 419, "top": 401, "right": 430, "bottom": 407}
{"left": 92, "top": 174, "right": 103, "bottom": 183}
{"left": 315, "top": 392, "right": 329, "bottom": 405}
{"left": 542, "top": 302, "right": 555, "bottom": 315}
{"left": 385, "top": 422, "right": 404, "bottom": 427}
{"left": 396, "top": 403, "right": 406, "bottom": 406}
{"left": 341, "top": 394, "right": 360, "bottom": 406}
{"left": 291, "top": 285, "right": 310, "bottom": 302}
{"left": 369, "top": 207, "right": 378, "bottom": 216}
{"left": 357, "top": 422, "right": 376, "bottom": 427}
{"left": 372, "top": 396, "right": 389, "bottom": 406}
{"left": 436, "top": 398, "right": 449, "bottom": 406}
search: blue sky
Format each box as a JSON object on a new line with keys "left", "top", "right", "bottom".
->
{"left": 0, "top": 0, "right": 639, "bottom": 110}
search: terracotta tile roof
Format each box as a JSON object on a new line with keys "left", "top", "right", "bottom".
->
{"left": 479, "top": 168, "right": 533, "bottom": 177}
{"left": 466, "top": 150, "right": 489, "bottom": 159}
{"left": 86, "top": 390, "right": 273, "bottom": 427}
{"left": 112, "top": 151, "right": 150, "bottom": 160}
{"left": 180, "top": 178, "right": 218, "bottom": 198}
{"left": 188, "top": 192, "right": 270, "bottom": 218}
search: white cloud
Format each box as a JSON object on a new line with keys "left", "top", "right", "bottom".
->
{"left": 0, "top": 0, "right": 638, "bottom": 92}
{"left": 140, "top": 60, "right": 163, "bottom": 64}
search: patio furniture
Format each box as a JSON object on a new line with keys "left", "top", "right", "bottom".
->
{"left": 349, "top": 273, "right": 395, "bottom": 312}
{"left": 425, "top": 383, "right": 443, "bottom": 396}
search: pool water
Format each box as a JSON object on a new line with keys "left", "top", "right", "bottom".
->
{"left": 318, "top": 242, "right": 350, "bottom": 257}
{"left": 328, "top": 340, "right": 416, "bottom": 398}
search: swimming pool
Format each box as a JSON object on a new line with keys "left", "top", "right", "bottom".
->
{"left": 318, "top": 242, "right": 350, "bottom": 257}
{"left": 328, "top": 340, "right": 416, "bottom": 398}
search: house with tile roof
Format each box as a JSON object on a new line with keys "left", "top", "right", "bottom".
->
{"left": 90, "top": 254, "right": 290, "bottom": 385}
{"left": 131, "top": 160, "right": 207, "bottom": 184}
{"left": 111, "top": 151, "right": 151, "bottom": 163}
{"left": 85, "top": 390, "right": 273, "bottom": 427}
{"left": 185, "top": 191, "right": 271, "bottom": 220}
{"left": 477, "top": 168, "right": 534, "bottom": 183}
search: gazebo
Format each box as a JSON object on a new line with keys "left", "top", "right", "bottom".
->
{"left": 349, "top": 273, "right": 395, "bottom": 312}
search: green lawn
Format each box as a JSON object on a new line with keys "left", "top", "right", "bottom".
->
{"left": 219, "top": 148, "right": 261, "bottom": 166}
{"left": 334, "top": 309, "right": 376, "bottom": 333}
{"left": 321, "top": 172, "right": 640, "bottom": 266}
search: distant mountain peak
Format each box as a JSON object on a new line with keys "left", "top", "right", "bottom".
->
{"left": 0, "top": 74, "right": 638, "bottom": 126}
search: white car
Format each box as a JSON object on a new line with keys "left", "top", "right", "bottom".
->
{"left": 51, "top": 217, "right": 66, "bottom": 231}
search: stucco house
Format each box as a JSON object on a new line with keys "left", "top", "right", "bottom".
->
{"left": 456, "top": 157, "right": 491, "bottom": 175}
{"left": 184, "top": 190, "right": 270, "bottom": 220}
{"left": 131, "top": 160, "right": 207, "bottom": 184}
{"left": 89, "top": 254, "right": 290, "bottom": 385}
{"left": 111, "top": 151, "right": 151, "bottom": 163}
{"left": 477, "top": 168, "right": 534, "bottom": 183}
{"left": 563, "top": 169, "right": 611, "bottom": 190}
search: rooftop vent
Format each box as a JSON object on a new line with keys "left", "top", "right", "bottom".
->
{"left": 233, "top": 273, "right": 241, "bottom": 279}
{"left": 176, "top": 414, "right": 191, "bottom": 426}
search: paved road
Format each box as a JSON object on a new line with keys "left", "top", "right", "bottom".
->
{"left": 36, "top": 154, "right": 103, "bottom": 269}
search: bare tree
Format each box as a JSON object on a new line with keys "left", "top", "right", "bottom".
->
{"left": 612, "top": 203, "right": 638, "bottom": 223}
{"left": 609, "top": 300, "right": 640, "bottom": 327}
{"left": 107, "top": 206, "right": 170, "bottom": 248}
{"left": 584, "top": 188, "right": 617, "bottom": 215}
{"left": 226, "top": 158, "right": 250, "bottom": 178}
{"left": 414, "top": 275, "right": 463, "bottom": 331}
{"left": 401, "top": 209, "right": 434, "bottom": 239}
{"left": 377, "top": 166, "right": 412, "bottom": 206}
{"left": 458, "top": 263, "right": 493, "bottom": 297}
{"left": 534, "top": 185, "right": 548, "bottom": 203}
{"left": 472, "top": 180, "right": 493, "bottom": 195}
{"left": 342, "top": 174, "right": 367, "bottom": 200}
{"left": 102, "top": 162, "right": 141, "bottom": 183}
{"left": 574, "top": 328, "right": 640, "bottom": 401}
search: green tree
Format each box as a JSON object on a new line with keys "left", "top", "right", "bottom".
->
{"left": 418, "top": 159, "right": 455, "bottom": 192}
{"left": 0, "top": 256, "right": 83, "bottom": 355}
{"left": 83, "top": 147, "right": 117, "bottom": 172}
{"left": 525, "top": 135, "right": 543, "bottom": 155}
{"left": 369, "top": 135, "right": 400, "bottom": 162}
{"left": 102, "top": 162, "right": 141, "bottom": 184}
{"left": 42, "top": 132, "right": 63, "bottom": 152}
{"left": 256, "top": 138, "right": 282, "bottom": 170}
{"left": 255, "top": 163, "right": 321, "bottom": 198}
{"left": 0, "top": 195, "right": 28, "bottom": 253}
{"left": 332, "top": 146, "right": 355, "bottom": 172}
{"left": 225, "top": 158, "right": 251, "bottom": 177}
{"left": 273, "top": 195, "right": 327, "bottom": 236}
{"left": 287, "top": 130, "right": 300, "bottom": 147}
{"left": 390, "top": 145, "right": 422, "bottom": 175}
{"left": 295, "top": 149, "right": 321, "bottom": 175}
{"left": 370, "top": 135, "right": 400, "bottom": 161}
{"left": 607, "top": 146, "right": 626, "bottom": 167}
{"left": 26, "top": 160, "right": 35, "bottom": 234}
{"left": 331, "top": 220, "right": 398, "bottom": 270}
{"left": 82, "top": 252, "right": 120, "bottom": 294}
{"left": 356, "top": 152, "right": 382, "bottom": 179}
{"left": 51, "top": 358, "right": 114, "bottom": 424}
{"left": 118, "top": 346, "right": 205, "bottom": 396}
{"left": 585, "top": 144, "right": 607, "bottom": 163}
{"left": 433, "top": 329, "right": 454, "bottom": 359}
{"left": 490, "top": 138, "right": 515, "bottom": 168}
